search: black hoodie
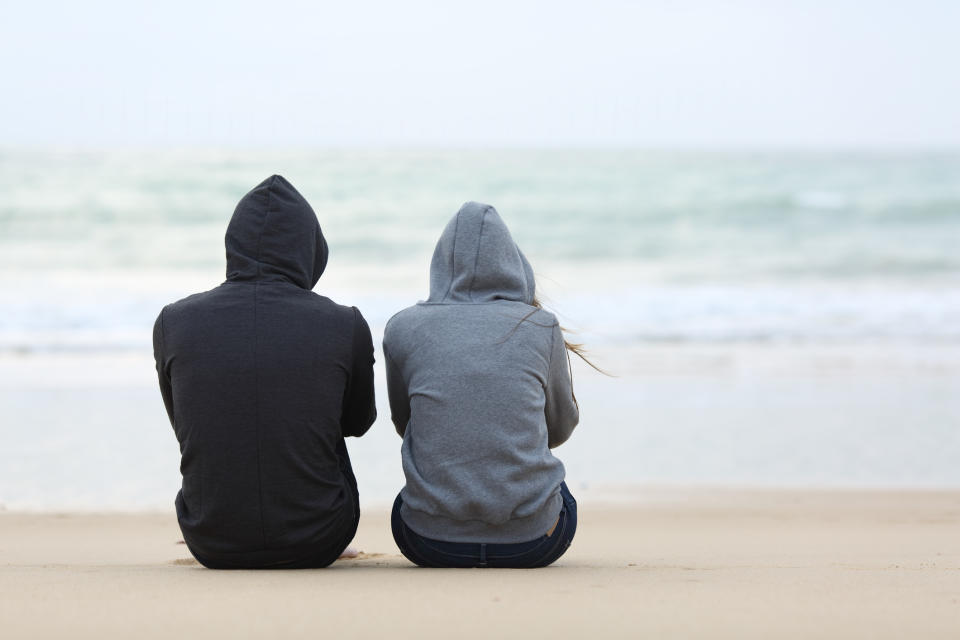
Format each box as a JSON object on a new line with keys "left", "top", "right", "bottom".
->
{"left": 153, "top": 175, "right": 376, "bottom": 568}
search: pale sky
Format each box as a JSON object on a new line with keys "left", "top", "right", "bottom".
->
{"left": 1, "top": 0, "right": 957, "bottom": 148}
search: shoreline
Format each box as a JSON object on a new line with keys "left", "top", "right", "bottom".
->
{"left": 3, "top": 488, "right": 958, "bottom": 638}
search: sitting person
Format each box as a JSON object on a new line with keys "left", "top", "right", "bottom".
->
{"left": 383, "top": 202, "right": 583, "bottom": 568}
{"left": 153, "top": 175, "right": 376, "bottom": 569}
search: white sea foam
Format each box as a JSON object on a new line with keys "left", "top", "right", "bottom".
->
{"left": 1, "top": 281, "right": 958, "bottom": 354}
{"left": 2, "top": 150, "right": 960, "bottom": 507}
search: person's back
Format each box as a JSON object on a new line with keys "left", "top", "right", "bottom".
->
{"left": 384, "top": 202, "right": 579, "bottom": 567}
{"left": 153, "top": 175, "right": 376, "bottom": 569}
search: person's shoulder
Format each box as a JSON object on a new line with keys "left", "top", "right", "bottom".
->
{"left": 384, "top": 305, "right": 417, "bottom": 332}
{"left": 160, "top": 287, "right": 220, "bottom": 318}
{"left": 530, "top": 306, "right": 559, "bottom": 328}
{"left": 383, "top": 304, "right": 426, "bottom": 340}
{"left": 306, "top": 292, "right": 364, "bottom": 322}
{"left": 500, "top": 304, "right": 560, "bottom": 351}
{"left": 505, "top": 301, "right": 558, "bottom": 330}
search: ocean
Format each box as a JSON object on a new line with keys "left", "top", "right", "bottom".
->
{"left": 1, "top": 149, "right": 959, "bottom": 509}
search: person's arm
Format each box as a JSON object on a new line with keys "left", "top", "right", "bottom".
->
{"left": 152, "top": 309, "right": 175, "bottom": 428}
{"left": 340, "top": 307, "right": 377, "bottom": 438}
{"left": 544, "top": 322, "right": 579, "bottom": 448}
{"left": 383, "top": 343, "right": 411, "bottom": 437}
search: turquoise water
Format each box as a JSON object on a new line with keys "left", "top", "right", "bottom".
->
{"left": 3, "top": 149, "right": 960, "bottom": 275}
{"left": 1, "top": 149, "right": 959, "bottom": 352}
{"left": 1, "top": 149, "right": 959, "bottom": 508}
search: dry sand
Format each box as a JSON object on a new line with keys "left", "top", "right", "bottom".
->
{"left": 1, "top": 489, "right": 958, "bottom": 639}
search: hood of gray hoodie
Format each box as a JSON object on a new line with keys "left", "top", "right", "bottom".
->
{"left": 225, "top": 175, "right": 328, "bottom": 290}
{"left": 427, "top": 202, "right": 535, "bottom": 304}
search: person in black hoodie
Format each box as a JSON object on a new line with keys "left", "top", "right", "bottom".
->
{"left": 152, "top": 175, "right": 376, "bottom": 569}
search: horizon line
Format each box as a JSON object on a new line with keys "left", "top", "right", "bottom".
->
{"left": 3, "top": 143, "right": 960, "bottom": 154}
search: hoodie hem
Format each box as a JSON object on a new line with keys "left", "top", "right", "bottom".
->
{"left": 179, "top": 503, "right": 355, "bottom": 569}
{"left": 184, "top": 535, "right": 347, "bottom": 569}
{"left": 399, "top": 491, "right": 562, "bottom": 544}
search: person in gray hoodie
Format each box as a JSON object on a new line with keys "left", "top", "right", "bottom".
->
{"left": 383, "top": 202, "right": 580, "bottom": 568}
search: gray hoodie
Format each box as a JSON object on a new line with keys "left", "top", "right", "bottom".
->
{"left": 383, "top": 202, "right": 579, "bottom": 543}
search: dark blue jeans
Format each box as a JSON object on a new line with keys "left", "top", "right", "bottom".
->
{"left": 391, "top": 482, "right": 577, "bottom": 568}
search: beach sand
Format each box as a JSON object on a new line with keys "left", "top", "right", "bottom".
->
{"left": 1, "top": 489, "right": 958, "bottom": 639}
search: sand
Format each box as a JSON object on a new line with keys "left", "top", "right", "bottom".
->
{"left": 1, "top": 489, "right": 958, "bottom": 639}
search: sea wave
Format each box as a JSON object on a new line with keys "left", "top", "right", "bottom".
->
{"left": 2, "top": 150, "right": 959, "bottom": 352}
{"left": 2, "top": 150, "right": 959, "bottom": 277}
{"left": 2, "top": 280, "right": 959, "bottom": 354}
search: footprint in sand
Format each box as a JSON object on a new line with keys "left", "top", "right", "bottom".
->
{"left": 171, "top": 558, "right": 200, "bottom": 566}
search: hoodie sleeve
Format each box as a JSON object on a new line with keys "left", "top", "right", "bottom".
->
{"left": 383, "top": 341, "right": 411, "bottom": 437}
{"left": 340, "top": 308, "right": 377, "bottom": 438}
{"left": 152, "top": 309, "right": 175, "bottom": 428}
{"left": 545, "top": 322, "right": 579, "bottom": 448}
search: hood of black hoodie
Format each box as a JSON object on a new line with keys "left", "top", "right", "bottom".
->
{"left": 426, "top": 201, "right": 535, "bottom": 304}
{"left": 225, "top": 175, "right": 328, "bottom": 289}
